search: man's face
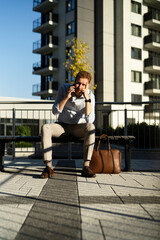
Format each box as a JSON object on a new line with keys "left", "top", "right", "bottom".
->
{"left": 75, "top": 78, "right": 89, "bottom": 97}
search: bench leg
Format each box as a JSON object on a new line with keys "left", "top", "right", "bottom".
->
{"left": 124, "top": 141, "right": 132, "bottom": 172}
{"left": 0, "top": 142, "right": 5, "bottom": 171}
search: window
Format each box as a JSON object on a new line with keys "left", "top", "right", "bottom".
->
{"left": 131, "top": 94, "right": 142, "bottom": 105}
{"left": 149, "top": 74, "right": 160, "bottom": 89}
{"left": 66, "top": 71, "right": 74, "bottom": 83}
{"left": 66, "top": 0, "right": 75, "bottom": 12}
{"left": 44, "top": 54, "right": 52, "bottom": 66}
{"left": 66, "top": 21, "right": 75, "bottom": 35}
{"left": 148, "top": 29, "right": 160, "bottom": 43}
{"left": 131, "top": 70, "right": 142, "bottom": 83}
{"left": 131, "top": 24, "right": 141, "bottom": 37}
{"left": 131, "top": 1, "right": 141, "bottom": 14}
{"left": 42, "top": 12, "right": 49, "bottom": 24}
{"left": 42, "top": 75, "right": 53, "bottom": 90}
{"left": 131, "top": 47, "right": 141, "bottom": 60}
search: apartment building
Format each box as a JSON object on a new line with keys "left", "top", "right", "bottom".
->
{"left": 32, "top": 0, "right": 160, "bottom": 126}
{"left": 32, "top": 0, "right": 94, "bottom": 99}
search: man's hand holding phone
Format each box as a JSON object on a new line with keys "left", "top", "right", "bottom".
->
{"left": 67, "top": 85, "right": 75, "bottom": 99}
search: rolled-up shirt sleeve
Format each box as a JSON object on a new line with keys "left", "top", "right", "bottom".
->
{"left": 52, "top": 84, "right": 67, "bottom": 115}
{"left": 85, "top": 92, "right": 95, "bottom": 123}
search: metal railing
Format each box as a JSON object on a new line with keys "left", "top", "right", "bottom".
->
{"left": 33, "top": 0, "right": 42, "bottom": 8}
{"left": 144, "top": 33, "right": 160, "bottom": 45}
{"left": 144, "top": 80, "right": 160, "bottom": 90}
{"left": 33, "top": 36, "right": 58, "bottom": 51}
{"left": 0, "top": 101, "right": 160, "bottom": 150}
{"left": 33, "top": 14, "right": 58, "bottom": 30}
{"left": 144, "top": 9, "right": 160, "bottom": 22}
{"left": 32, "top": 81, "right": 59, "bottom": 94}
{"left": 144, "top": 56, "right": 160, "bottom": 68}
{"left": 33, "top": 58, "right": 58, "bottom": 72}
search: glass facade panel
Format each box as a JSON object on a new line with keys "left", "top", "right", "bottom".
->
{"left": 66, "top": 22, "right": 75, "bottom": 35}
{"left": 66, "top": 0, "right": 75, "bottom": 12}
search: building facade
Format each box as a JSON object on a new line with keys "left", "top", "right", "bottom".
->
{"left": 32, "top": 0, "right": 160, "bottom": 126}
{"left": 32, "top": 0, "right": 94, "bottom": 99}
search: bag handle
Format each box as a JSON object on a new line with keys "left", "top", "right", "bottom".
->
{"left": 97, "top": 134, "right": 111, "bottom": 151}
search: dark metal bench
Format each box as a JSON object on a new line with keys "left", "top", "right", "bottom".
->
{"left": 0, "top": 135, "right": 135, "bottom": 172}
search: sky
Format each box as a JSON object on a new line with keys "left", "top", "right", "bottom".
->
{"left": 0, "top": 0, "right": 40, "bottom": 99}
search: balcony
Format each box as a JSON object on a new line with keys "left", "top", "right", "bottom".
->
{"left": 33, "top": 0, "right": 58, "bottom": 13}
{"left": 32, "top": 81, "right": 58, "bottom": 97}
{"left": 144, "top": 34, "right": 160, "bottom": 53}
{"left": 144, "top": 10, "right": 160, "bottom": 31}
{"left": 33, "top": 58, "right": 58, "bottom": 76}
{"left": 33, "top": 13, "right": 58, "bottom": 33}
{"left": 144, "top": 80, "right": 160, "bottom": 96}
{"left": 144, "top": 0, "right": 160, "bottom": 9}
{"left": 144, "top": 56, "right": 160, "bottom": 74}
{"left": 33, "top": 36, "right": 58, "bottom": 55}
{"left": 144, "top": 102, "right": 160, "bottom": 118}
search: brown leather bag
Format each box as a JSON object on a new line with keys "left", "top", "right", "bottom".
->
{"left": 90, "top": 134, "right": 121, "bottom": 174}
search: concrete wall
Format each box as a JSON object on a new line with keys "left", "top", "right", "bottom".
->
{"left": 77, "top": 0, "right": 95, "bottom": 90}
{"left": 95, "top": 0, "right": 114, "bottom": 102}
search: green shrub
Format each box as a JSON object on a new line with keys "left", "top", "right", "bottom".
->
{"left": 15, "top": 125, "right": 31, "bottom": 136}
{"left": 10, "top": 125, "right": 33, "bottom": 148}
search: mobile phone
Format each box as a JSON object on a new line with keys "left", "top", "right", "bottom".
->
{"left": 71, "top": 84, "right": 75, "bottom": 97}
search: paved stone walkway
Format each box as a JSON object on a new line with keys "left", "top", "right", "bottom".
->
{"left": 0, "top": 156, "right": 160, "bottom": 240}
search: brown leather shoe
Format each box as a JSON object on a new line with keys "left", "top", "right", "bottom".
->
{"left": 81, "top": 166, "right": 96, "bottom": 178}
{"left": 40, "top": 166, "right": 54, "bottom": 178}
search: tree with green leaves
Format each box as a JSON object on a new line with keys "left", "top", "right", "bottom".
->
{"left": 64, "top": 37, "right": 93, "bottom": 83}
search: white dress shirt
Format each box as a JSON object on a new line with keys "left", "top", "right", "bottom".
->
{"left": 52, "top": 83, "right": 95, "bottom": 124}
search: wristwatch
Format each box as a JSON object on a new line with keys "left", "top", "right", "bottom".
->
{"left": 85, "top": 99, "right": 91, "bottom": 102}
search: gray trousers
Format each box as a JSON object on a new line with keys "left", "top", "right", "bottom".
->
{"left": 41, "top": 122, "right": 95, "bottom": 162}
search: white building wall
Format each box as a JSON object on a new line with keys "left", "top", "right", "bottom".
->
{"left": 103, "top": 0, "right": 114, "bottom": 101}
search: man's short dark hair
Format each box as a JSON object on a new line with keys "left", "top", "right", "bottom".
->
{"left": 75, "top": 71, "right": 92, "bottom": 83}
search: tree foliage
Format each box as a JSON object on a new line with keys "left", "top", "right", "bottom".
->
{"left": 64, "top": 37, "right": 93, "bottom": 81}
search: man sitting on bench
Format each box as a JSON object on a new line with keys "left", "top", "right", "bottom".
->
{"left": 41, "top": 71, "right": 96, "bottom": 178}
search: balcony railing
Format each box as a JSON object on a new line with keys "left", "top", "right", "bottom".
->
{"left": 33, "top": 58, "right": 58, "bottom": 71}
{"left": 144, "top": 10, "right": 160, "bottom": 22}
{"left": 33, "top": 40, "right": 41, "bottom": 51}
{"left": 33, "top": 0, "right": 42, "bottom": 8}
{"left": 144, "top": 56, "right": 160, "bottom": 74}
{"left": 32, "top": 81, "right": 58, "bottom": 94}
{"left": 144, "top": 80, "right": 160, "bottom": 96}
{"left": 33, "top": 17, "right": 41, "bottom": 29}
{"left": 33, "top": 13, "right": 58, "bottom": 33}
{"left": 144, "top": 34, "right": 160, "bottom": 45}
{"left": 145, "top": 102, "right": 160, "bottom": 113}
{"left": 145, "top": 80, "right": 160, "bottom": 90}
{"left": 144, "top": 10, "right": 160, "bottom": 30}
{"left": 33, "top": 36, "right": 58, "bottom": 53}
{"left": 144, "top": 0, "right": 160, "bottom": 9}
{"left": 33, "top": 0, "right": 58, "bottom": 13}
{"left": 144, "top": 56, "right": 160, "bottom": 67}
